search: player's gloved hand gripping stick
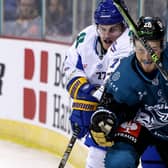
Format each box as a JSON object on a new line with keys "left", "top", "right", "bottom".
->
{"left": 113, "top": 0, "right": 168, "bottom": 81}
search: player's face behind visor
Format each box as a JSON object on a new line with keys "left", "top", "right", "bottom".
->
{"left": 134, "top": 16, "right": 165, "bottom": 73}
{"left": 94, "top": 0, "right": 126, "bottom": 50}
{"left": 135, "top": 40, "right": 162, "bottom": 73}
{"left": 97, "top": 23, "right": 124, "bottom": 50}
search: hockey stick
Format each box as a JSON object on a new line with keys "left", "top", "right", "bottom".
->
{"left": 58, "top": 127, "right": 80, "bottom": 168}
{"left": 113, "top": 0, "right": 168, "bottom": 81}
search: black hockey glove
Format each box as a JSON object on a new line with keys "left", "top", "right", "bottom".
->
{"left": 90, "top": 107, "right": 118, "bottom": 147}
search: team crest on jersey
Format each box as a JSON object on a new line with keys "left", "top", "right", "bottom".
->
{"left": 96, "top": 63, "right": 103, "bottom": 69}
{"left": 135, "top": 103, "right": 168, "bottom": 131}
{"left": 111, "top": 71, "right": 120, "bottom": 81}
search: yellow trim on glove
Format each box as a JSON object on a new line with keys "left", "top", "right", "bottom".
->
{"left": 72, "top": 99, "right": 98, "bottom": 111}
{"left": 90, "top": 130, "right": 114, "bottom": 147}
{"left": 68, "top": 77, "right": 88, "bottom": 98}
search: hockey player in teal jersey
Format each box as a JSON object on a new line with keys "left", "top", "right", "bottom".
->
{"left": 90, "top": 16, "right": 168, "bottom": 168}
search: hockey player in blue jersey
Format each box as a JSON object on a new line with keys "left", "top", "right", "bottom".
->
{"left": 90, "top": 16, "right": 168, "bottom": 168}
{"left": 63, "top": 0, "right": 133, "bottom": 167}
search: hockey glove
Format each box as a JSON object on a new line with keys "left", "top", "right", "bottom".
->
{"left": 67, "top": 77, "right": 99, "bottom": 138}
{"left": 90, "top": 107, "right": 118, "bottom": 147}
{"left": 70, "top": 99, "right": 98, "bottom": 139}
{"left": 66, "top": 77, "right": 98, "bottom": 101}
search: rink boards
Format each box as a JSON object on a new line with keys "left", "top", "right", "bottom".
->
{"left": 0, "top": 38, "right": 88, "bottom": 168}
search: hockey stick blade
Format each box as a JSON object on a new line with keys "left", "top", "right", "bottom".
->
{"left": 58, "top": 127, "right": 80, "bottom": 168}
{"left": 113, "top": 0, "right": 168, "bottom": 81}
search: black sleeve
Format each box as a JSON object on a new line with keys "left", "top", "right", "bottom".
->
{"left": 99, "top": 89, "right": 141, "bottom": 124}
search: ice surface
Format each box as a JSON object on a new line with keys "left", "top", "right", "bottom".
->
{"left": 0, "top": 140, "right": 73, "bottom": 168}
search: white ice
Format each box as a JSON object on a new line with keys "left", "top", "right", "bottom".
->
{"left": 0, "top": 140, "right": 73, "bottom": 168}
{"left": 0, "top": 139, "right": 142, "bottom": 168}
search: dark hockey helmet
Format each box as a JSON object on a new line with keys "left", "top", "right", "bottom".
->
{"left": 137, "top": 16, "right": 165, "bottom": 40}
{"left": 94, "top": 0, "right": 124, "bottom": 25}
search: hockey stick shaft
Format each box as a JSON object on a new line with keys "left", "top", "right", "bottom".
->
{"left": 113, "top": 0, "right": 168, "bottom": 81}
{"left": 58, "top": 127, "right": 80, "bottom": 168}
